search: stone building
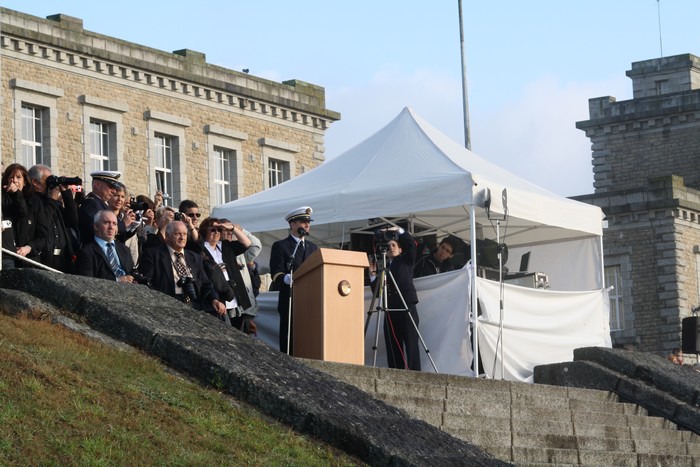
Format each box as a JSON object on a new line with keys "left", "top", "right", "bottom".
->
{"left": 0, "top": 7, "right": 339, "bottom": 212}
{"left": 575, "top": 53, "right": 700, "bottom": 354}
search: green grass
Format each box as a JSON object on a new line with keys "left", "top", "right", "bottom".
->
{"left": 0, "top": 311, "right": 362, "bottom": 466}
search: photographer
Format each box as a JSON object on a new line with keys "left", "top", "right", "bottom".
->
{"left": 177, "top": 199, "right": 201, "bottom": 251}
{"left": 28, "top": 164, "right": 80, "bottom": 273}
{"left": 107, "top": 185, "right": 141, "bottom": 264}
{"left": 369, "top": 226, "right": 421, "bottom": 371}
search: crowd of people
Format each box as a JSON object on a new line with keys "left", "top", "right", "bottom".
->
{"left": 1, "top": 162, "right": 470, "bottom": 369}
{"left": 1, "top": 165, "right": 261, "bottom": 335}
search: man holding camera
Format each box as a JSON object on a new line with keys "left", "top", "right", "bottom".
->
{"left": 269, "top": 206, "right": 318, "bottom": 354}
{"left": 139, "top": 220, "right": 226, "bottom": 318}
{"left": 368, "top": 226, "right": 421, "bottom": 371}
{"left": 75, "top": 210, "right": 137, "bottom": 283}
{"left": 177, "top": 199, "right": 201, "bottom": 251}
{"left": 28, "top": 164, "right": 80, "bottom": 273}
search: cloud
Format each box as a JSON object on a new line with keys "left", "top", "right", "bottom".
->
{"left": 325, "top": 66, "right": 628, "bottom": 198}
{"left": 472, "top": 74, "right": 629, "bottom": 196}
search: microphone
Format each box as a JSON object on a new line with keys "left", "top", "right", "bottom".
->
{"left": 297, "top": 227, "right": 309, "bottom": 237}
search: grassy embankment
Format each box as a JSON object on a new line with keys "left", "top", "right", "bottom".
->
{"left": 0, "top": 311, "right": 361, "bottom": 465}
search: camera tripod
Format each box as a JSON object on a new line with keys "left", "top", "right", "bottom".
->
{"left": 364, "top": 249, "right": 438, "bottom": 372}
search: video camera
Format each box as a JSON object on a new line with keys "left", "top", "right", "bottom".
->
{"left": 46, "top": 175, "right": 82, "bottom": 191}
{"left": 374, "top": 227, "right": 400, "bottom": 251}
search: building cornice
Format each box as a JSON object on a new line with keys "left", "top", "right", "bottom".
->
{"left": 0, "top": 7, "right": 340, "bottom": 130}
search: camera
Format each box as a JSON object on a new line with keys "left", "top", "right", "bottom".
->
{"left": 129, "top": 199, "right": 150, "bottom": 212}
{"left": 174, "top": 212, "right": 185, "bottom": 221}
{"left": 374, "top": 227, "right": 399, "bottom": 251}
{"left": 177, "top": 276, "right": 198, "bottom": 303}
{"left": 129, "top": 197, "right": 150, "bottom": 222}
{"left": 131, "top": 271, "right": 152, "bottom": 288}
{"left": 46, "top": 175, "right": 82, "bottom": 191}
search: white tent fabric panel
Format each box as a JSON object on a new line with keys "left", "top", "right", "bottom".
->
{"left": 253, "top": 269, "right": 476, "bottom": 376}
{"left": 504, "top": 236, "right": 603, "bottom": 291}
{"left": 250, "top": 268, "right": 611, "bottom": 381}
{"left": 476, "top": 277, "right": 612, "bottom": 382}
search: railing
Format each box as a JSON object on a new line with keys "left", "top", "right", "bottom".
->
{"left": 1, "top": 247, "right": 63, "bottom": 273}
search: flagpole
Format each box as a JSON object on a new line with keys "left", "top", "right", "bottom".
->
{"left": 458, "top": 0, "right": 472, "bottom": 150}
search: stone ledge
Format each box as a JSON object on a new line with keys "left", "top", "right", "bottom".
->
{"left": 533, "top": 350, "right": 700, "bottom": 435}
{"left": 0, "top": 269, "right": 506, "bottom": 466}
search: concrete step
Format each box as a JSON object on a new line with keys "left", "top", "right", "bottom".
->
{"left": 300, "top": 359, "right": 700, "bottom": 465}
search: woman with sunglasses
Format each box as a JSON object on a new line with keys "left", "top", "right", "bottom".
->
{"left": 198, "top": 217, "right": 254, "bottom": 331}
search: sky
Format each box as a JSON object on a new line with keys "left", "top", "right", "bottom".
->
{"left": 3, "top": 1, "right": 700, "bottom": 197}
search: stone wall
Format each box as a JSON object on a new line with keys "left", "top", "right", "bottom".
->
{"left": 576, "top": 54, "right": 700, "bottom": 353}
{"left": 0, "top": 7, "right": 339, "bottom": 214}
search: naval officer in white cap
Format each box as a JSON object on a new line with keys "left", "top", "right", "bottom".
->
{"left": 269, "top": 206, "right": 318, "bottom": 354}
{"left": 78, "top": 171, "right": 124, "bottom": 246}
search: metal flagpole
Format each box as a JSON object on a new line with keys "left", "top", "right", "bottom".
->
{"left": 458, "top": 0, "right": 472, "bottom": 150}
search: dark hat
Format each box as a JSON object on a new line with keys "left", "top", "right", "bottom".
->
{"left": 90, "top": 170, "right": 122, "bottom": 187}
{"left": 285, "top": 206, "right": 313, "bottom": 223}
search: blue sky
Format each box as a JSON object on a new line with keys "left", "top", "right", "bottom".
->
{"left": 3, "top": 1, "right": 699, "bottom": 196}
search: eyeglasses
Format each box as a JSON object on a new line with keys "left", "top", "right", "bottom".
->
{"left": 209, "top": 228, "right": 223, "bottom": 233}
{"left": 186, "top": 212, "right": 201, "bottom": 218}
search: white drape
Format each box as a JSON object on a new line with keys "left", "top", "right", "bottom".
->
{"left": 252, "top": 267, "right": 611, "bottom": 382}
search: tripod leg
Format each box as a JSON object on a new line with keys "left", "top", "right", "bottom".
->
{"left": 385, "top": 269, "right": 439, "bottom": 373}
{"left": 406, "top": 308, "right": 439, "bottom": 373}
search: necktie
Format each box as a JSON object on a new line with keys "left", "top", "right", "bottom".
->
{"left": 106, "top": 243, "right": 124, "bottom": 278}
{"left": 174, "top": 252, "right": 189, "bottom": 278}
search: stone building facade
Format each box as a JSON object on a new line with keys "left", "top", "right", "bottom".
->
{"left": 0, "top": 8, "right": 339, "bottom": 213}
{"left": 575, "top": 54, "right": 700, "bottom": 354}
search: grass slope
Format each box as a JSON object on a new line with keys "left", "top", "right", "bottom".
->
{"left": 0, "top": 312, "right": 362, "bottom": 466}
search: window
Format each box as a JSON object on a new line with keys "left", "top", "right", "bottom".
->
{"left": 268, "top": 158, "right": 290, "bottom": 187}
{"left": 20, "top": 104, "right": 47, "bottom": 167}
{"left": 154, "top": 133, "right": 174, "bottom": 205}
{"left": 655, "top": 79, "right": 669, "bottom": 95}
{"left": 605, "top": 265, "right": 624, "bottom": 331}
{"left": 11, "top": 79, "right": 62, "bottom": 168}
{"left": 213, "top": 147, "right": 236, "bottom": 205}
{"left": 89, "top": 119, "right": 117, "bottom": 171}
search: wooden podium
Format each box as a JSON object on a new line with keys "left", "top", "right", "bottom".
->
{"left": 292, "top": 248, "right": 368, "bottom": 364}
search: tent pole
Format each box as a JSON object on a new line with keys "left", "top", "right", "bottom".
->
{"left": 469, "top": 203, "right": 479, "bottom": 377}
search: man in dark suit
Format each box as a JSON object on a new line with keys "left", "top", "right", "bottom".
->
{"left": 75, "top": 210, "right": 136, "bottom": 283}
{"left": 78, "top": 171, "right": 134, "bottom": 246}
{"left": 28, "top": 164, "right": 79, "bottom": 274}
{"left": 138, "top": 220, "right": 226, "bottom": 318}
{"left": 369, "top": 227, "right": 421, "bottom": 371}
{"left": 269, "top": 206, "right": 318, "bottom": 354}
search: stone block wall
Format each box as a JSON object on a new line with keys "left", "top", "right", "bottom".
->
{"left": 0, "top": 7, "right": 339, "bottom": 215}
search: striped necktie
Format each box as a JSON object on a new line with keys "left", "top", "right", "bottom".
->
{"left": 106, "top": 243, "right": 124, "bottom": 278}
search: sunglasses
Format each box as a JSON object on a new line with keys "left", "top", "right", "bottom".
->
{"left": 186, "top": 212, "right": 201, "bottom": 218}
{"left": 209, "top": 228, "right": 223, "bottom": 233}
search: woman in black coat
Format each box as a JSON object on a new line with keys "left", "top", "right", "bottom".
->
{"left": 198, "top": 217, "right": 254, "bottom": 333}
{"left": 1, "top": 163, "right": 49, "bottom": 267}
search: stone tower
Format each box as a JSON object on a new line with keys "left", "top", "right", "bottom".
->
{"left": 575, "top": 54, "right": 700, "bottom": 354}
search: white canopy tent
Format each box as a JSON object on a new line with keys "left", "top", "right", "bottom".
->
{"left": 213, "top": 107, "right": 611, "bottom": 380}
